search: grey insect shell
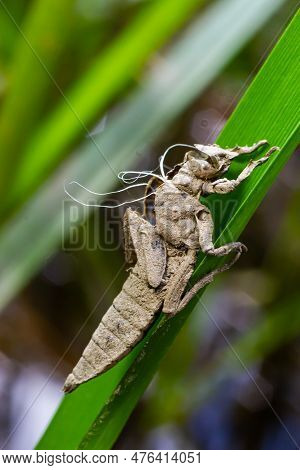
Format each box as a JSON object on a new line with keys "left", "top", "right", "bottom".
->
{"left": 155, "top": 182, "right": 207, "bottom": 250}
{"left": 63, "top": 140, "right": 278, "bottom": 393}
{"left": 63, "top": 245, "right": 184, "bottom": 393}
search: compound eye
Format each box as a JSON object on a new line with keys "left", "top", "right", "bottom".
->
{"left": 196, "top": 151, "right": 210, "bottom": 160}
{"left": 207, "top": 155, "right": 219, "bottom": 167}
{"left": 219, "top": 161, "right": 229, "bottom": 173}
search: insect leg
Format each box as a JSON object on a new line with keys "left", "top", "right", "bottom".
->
{"left": 229, "top": 140, "right": 268, "bottom": 155}
{"left": 177, "top": 250, "right": 241, "bottom": 313}
{"left": 196, "top": 208, "right": 247, "bottom": 256}
{"left": 203, "top": 146, "right": 279, "bottom": 195}
{"left": 162, "top": 250, "right": 197, "bottom": 315}
{"left": 123, "top": 208, "right": 166, "bottom": 288}
{"left": 234, "top": 146, "right": 280, "bottom": 182}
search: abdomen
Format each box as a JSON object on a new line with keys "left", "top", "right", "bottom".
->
{"left": 63, "top": 266, "right": 164, "bottom": 393}
{"left": 155, "top": 185, "right": 200, "bottom": 249}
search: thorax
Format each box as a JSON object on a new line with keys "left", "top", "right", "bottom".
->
{"left": 154, "top": 182, "right": 204, "bottom": 249}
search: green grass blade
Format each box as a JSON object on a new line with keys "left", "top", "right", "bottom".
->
{"left": 5, "top": 0, "right": 202, "bottom": 210}
{"left": 0, "top": 0, "right": 285, "bottom": 313}
{"left": 36, "top": 5, "right": 299, "bottom": 451}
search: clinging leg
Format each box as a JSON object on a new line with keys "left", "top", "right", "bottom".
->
{"left": 162, "top": 249, "right": 197, "bottom": 315}
{"left": 203, "top": 146, "right": 279, "bottom": 195}
{"left": 177, "top": 250, "right": 242, "bottom": 313}
{"left": 196, "top": 208, "right": 247, "bottom": 257}
{"left": 163, "top": 247, "right": 242, "bottom": 316}
{"left": 229, "top": 139, "right": 268, "bottom": 156}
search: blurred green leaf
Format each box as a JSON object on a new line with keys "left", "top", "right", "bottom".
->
{"left": 0, "top": 0, "right": 28, "bottom": 69}
{"left": 34, "top": 0, "right": 296, "bottom": 450}
{"left": 0, "top": 0, "right": 78, "bottom": 193}
{"left": 4, "top": 0, "right": 202, "bottom": 211}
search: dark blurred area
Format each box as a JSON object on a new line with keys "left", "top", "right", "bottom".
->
{"left": 0, "top": 0, "right": 299, "bottom": 450}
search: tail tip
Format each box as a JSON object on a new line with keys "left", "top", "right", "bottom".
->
{"left": 62, "top": 374, "right": 78, "bottom": 394}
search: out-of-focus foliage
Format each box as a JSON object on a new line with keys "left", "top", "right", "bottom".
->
{"left": 2, "top": 0, "right": 202, "bottom": 211}
{"left": 0, "top": 0, "right": 298, "bottom": 451}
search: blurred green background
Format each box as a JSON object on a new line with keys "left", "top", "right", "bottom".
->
{"left": 0, "top": 0, "right": 299, "bottom": 450}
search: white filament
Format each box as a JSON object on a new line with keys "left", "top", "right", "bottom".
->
{"left": 118, "top": 170, "right": 165, "bottom": 184}
{"left": 65, "top": 143, "right": 196, "bottom": 208}
{"left": 64, "top": 181, "right": 156, "bottom": 208}
{"left": 159, "top": 143, "right": 196, "bottom": 179}
{"left": 66, "top": 180, "right": 149, "bottom": 196}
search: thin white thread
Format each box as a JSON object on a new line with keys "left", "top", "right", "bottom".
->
{"left": 67, "top": 180, "right": 150, "bottom": 196}
{"left": 64, "top": 152, "right": 168, "bottom": 208}
{"left": 64, "top": 181, "right": 156, "bottom": 208}
{"left": 159, "top": 143, "right": 196, "bottom": 179}
{"left": 64, "top": 141, "right": 214, "bottom": 208}
{"left": 118, "top": 170, "right": 165, "bottom": 184}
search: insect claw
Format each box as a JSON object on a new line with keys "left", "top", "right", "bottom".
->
{"left": 238, "top": 243, "right": 248, "bottom": 253}
{"left": 257, "top": 139, "right": 268, "bottom": 146}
